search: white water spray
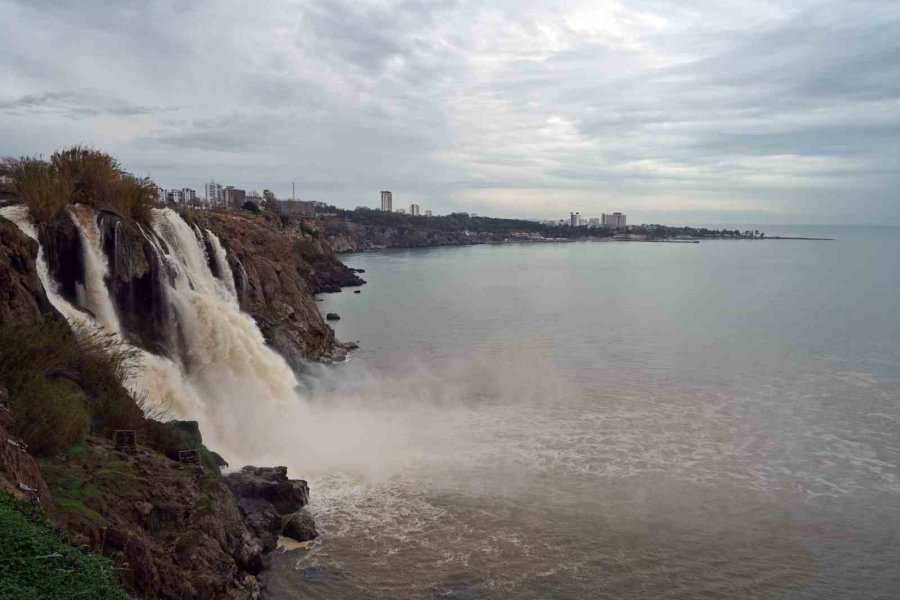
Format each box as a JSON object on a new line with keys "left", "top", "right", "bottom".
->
{"left": 69, "top": 204, "right": 122, "bottom": 334}
{"left": 206, "top": 228, "right": 237, "bottom": 299}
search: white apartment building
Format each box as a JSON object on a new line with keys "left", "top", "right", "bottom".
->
{"left": 205, "top": 181, "right": 224, "bottom": 208}
{"left": 410, "top": 203, "right": 420, "bottom": 216}
{"left": 380, "top": 190, "right": 393, "bottom": 212}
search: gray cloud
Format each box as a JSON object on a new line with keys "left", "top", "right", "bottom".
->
{"left": 0, "top": 0, "right": 898, "bottom": 223}
{"left": 0, "top": 92, "right": 156, "bottom": 119}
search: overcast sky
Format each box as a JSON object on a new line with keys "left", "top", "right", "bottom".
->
{"left": 1, "top": 0, "right": 898, "bottom": 224}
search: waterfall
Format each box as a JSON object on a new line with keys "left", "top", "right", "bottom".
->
{"left": 3, "top": 203, "right": 315, "bottom": 462}
{"left": 69, "top": 204, "right": 122, "bottom": 334}
{"left": 1, "top": 204, "right": 207, "bottom": 420}
{"left": 151, "top": 209, "right": 302, "bottom": 419}
{"left": 205, "top": 229, "right": 238, "bottom": 299}
{"left": 0, "top": 205, "right": 94, "bottom": 328}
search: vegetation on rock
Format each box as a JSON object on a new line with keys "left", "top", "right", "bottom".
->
{"left": 0, "top": 319, "right": 145, "bottom": 456}
{"left": 1, "top": 147, "right": 156, "bottom": 226}
{"left": 0, "top": 493, "right": 131, "bottom": 600}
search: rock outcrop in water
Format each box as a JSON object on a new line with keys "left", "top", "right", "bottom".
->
{"left": 225, "top": 465, "right": 315, "bottom": 552}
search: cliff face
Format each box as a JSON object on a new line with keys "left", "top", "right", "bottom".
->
{"left": 281, "top": 216, "right": 365, "bottom": 293}
{"left": 97, "top": 210, "right": 175, "bottom": 354}
{"left": 0, "top": 216, "right": 59, "bottom": 324}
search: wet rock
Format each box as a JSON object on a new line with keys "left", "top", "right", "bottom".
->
{"left": 225, "top": 466, "right": 314, "bottom": 554}
{"left": 37, "top": 210, "right": 84, "bottom": 305}
{"left": 0, "top": 215, "right": 60, "bottom": 325}
{"left": 282, "top": 510, "right": 318, "bottom": 542}
{"left": 225, "top": 466, "right": 309, "bottom": 515}
{"left": 354, "top": 290, "right": 361, "bottom": 294}
{"left": 235, "top": 497, "right": 283, "bottom": 553}
{"left": 326, "top": 313, "right": 340, "bottom": 321}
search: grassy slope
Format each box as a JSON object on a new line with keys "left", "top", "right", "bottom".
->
{"left": 0, "top": 494, "right": 131, "bottom": 600}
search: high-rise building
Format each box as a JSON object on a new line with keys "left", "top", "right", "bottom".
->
{"left": 425, "top": 210, "right": 432, "bottom": 217}
{"left": 182, "top": 188, "right": 197, "bottom": 206}
{"left": 410, "top": 203, "right": 420, "bottom": 216}
{"left": 205, "top": 181, "right": 224, "bottom": 208}
{"left": 570, "top": 212, "right": 581, "bottom": 227}
{"left": 601, "top": 212, "right": 626, "bottom": 228}
{"left": 223, "top": 186, "right": 246, "bottom": 209}
{"left": 380, "top": 191, "right": 393, "bottom": 212}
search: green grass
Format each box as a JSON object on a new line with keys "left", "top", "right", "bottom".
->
{"left": 0, "top": 494, "right": 131, "bottom": 600}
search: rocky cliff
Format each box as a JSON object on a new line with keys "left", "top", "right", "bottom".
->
{"left": 184, "top": 211, "right": 361, "bottom": 367}
{"left": 0, "top": 216, "right": 60, "bottom": 324}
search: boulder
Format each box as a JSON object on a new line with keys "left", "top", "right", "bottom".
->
{"left": 282, "top": 510, "right": 318, "bottom": 542}
{"left": 326, "top": 313, "right": 340, "bottom": 321}
{"left": 225, "top": 466, "right": 309, "bottom": 515}
{"left": 235, "top": 497, "right": 283, "bottom": 552}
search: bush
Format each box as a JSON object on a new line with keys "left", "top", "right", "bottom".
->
{"left": 51, "top": 147, "right": 156, "bottom": 226}
{"left": 0, "top": 494, "right": 132, "bottom": 600}
{"left": 0, "top": 158, "right": 73, "bottom": 222}
{"left": 0, "top": 147, "right": 156, "bottom": 227}
{"left": 0, "top": 319, "right": 145, "bottom": 455}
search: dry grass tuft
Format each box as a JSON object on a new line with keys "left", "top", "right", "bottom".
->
{"left": 1, "top": 146, "right": 156, "bottom": 226}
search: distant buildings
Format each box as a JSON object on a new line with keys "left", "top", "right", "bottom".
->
{"left": 410, "top": 204, "right": 420, "bottom": 216}
{"left": 570, "top": 212, "right": 581, "bottom": 227}
{"left": 223, "top": 186, "right": 246, "bottom": 208}
{"left": 602, "top": 212, "right": 626, "bottom": 228}
{"left": 380, "top": 191, "right": 393, "bottom": 212}
{"left": 276, "top": 199, "right": 315, "bottom": 217}
{"left": 396, "top": 208, "right": 407, "bottom": 214}
{"left": 425, "top": 209, "right": 432, "bottom": 217}
{"left": 588, "top": 217, "right": 600, "bottom": 226}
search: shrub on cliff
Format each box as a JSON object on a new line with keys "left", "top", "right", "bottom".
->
{"left": 0, "top": 147, "right": 156, "bottom": 227}
{"left": 0, "top": 319, "right": 145, "bottom": 455}
{"left": 0, "top": 493, "right": 131, "bottom": 600}
{"left": 0, "top": 158, "right": 74, "bottom": 223}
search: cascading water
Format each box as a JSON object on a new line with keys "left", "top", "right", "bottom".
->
{"left": 150, "top": 208, "right": 306, "bottom": 455}
{"left": 206, "top": 228, "right": 238, "bottom": 299}
{"left": 69, "top": 204, "right": 122, "bottom": 333}
{"left": 0, "top": 204, "right": 207, "bottom": 421}
{"left": 0, "top": 203, "right": 303, "bottom": 462}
